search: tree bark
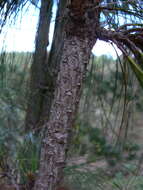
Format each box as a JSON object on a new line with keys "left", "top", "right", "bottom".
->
{"left": 34, "top": 1, "right": 100, "bottom": 189}
{"left": 25, "top": 0, "right": 53, "bottom": 132}
{"left": 34, "top": 36, "right": 95, "bottom": 190}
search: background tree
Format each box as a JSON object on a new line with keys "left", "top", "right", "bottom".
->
{"left": 25, "top": 0, "right": 53, "bottom": 132}
{"left": 25, "top": 0, "right": 68, "bottom": 134}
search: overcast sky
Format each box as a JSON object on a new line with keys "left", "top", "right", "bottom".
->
{"left": 0, "top": 5, "right": 122, "bottom": 59}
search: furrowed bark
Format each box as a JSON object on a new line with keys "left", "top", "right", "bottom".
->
{"left": 25, "top": 0, "right": 53, "bottom": 132}
{"left": 34, "top": 1, "right": 100, "bottom": 189}
{"left": 34, "top": 35, "right": 95, "bottom": 190}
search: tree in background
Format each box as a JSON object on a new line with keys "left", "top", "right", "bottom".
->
{"left": 25, "top": 0, "right": 53, "bottom": 132}
{"left": 25, "top": 0, "right": 68, "bottom": 134}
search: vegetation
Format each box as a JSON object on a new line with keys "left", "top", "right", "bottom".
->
{"left": 0, "top": 52, "right": 143, "bottom": 189}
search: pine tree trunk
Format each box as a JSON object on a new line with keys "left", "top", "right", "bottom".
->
{"left": 34, "top": 35, "right": 95, "bottom": 190}
{"left": 34, "top": 0, "right": 100, "bottom": 189}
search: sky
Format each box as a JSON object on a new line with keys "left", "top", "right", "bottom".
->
{"left": 0, "top": 4, "right": 122, "bottom": 59}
